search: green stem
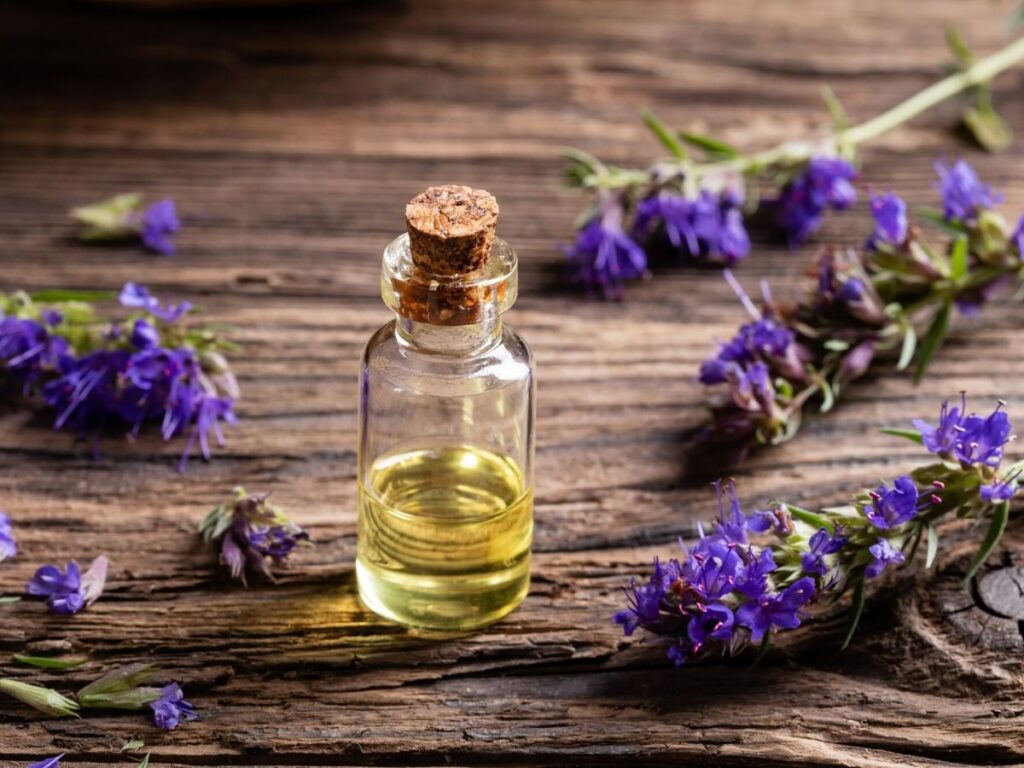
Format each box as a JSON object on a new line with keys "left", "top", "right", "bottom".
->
{"left": 594, "top": 35, "right": 1024, "bottom": 189}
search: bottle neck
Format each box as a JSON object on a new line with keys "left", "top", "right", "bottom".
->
{"left": 395, "top": 315, "right": 502, "bottom": 354}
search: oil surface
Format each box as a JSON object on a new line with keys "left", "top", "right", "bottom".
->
{"left": 356, "top": 444, "right": 533, "bottom": 631}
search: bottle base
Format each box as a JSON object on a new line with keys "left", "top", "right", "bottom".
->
{"left": 356, "top": 557, "right": 530, "bottom": 632}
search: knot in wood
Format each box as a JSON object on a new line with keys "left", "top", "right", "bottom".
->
{"left": 976, "top": 567, "right": 1024, "bottom": 620}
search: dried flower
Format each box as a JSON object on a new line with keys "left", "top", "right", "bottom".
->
{"left": 70, "top": 194, "right": 181, "bottom": 256}
{"left": 699, "top": 160, "right": 1024, "bottom": 462}
{"left": 199, "top": 487, "right": 310, "bottom": 584}
{"left": 149, "top": 683, "right": 197, "bottom": 730}
{"left": 0, "top": 511, "right": 15, "bottom": 562}
{"left": 618, "top": 398, "right": 1019, "bottom": 664}
{"left": 26, "top": 556, "right": 108, "bottom": 615}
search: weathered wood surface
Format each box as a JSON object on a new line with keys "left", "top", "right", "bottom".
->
{"left": 1, "top": 0, "right": 1024, "bottom": 765}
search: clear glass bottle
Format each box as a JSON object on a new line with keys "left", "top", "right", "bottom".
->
{"left": 356, "top": 187, "right": 535, "bottom": 632}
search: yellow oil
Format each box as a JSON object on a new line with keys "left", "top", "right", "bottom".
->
{"left": 356, "top": 444, "right": 533, "bottom": 631}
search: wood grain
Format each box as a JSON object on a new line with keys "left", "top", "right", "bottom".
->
{"left": 1, "top": 0, "right": 1024, "bottom": 765}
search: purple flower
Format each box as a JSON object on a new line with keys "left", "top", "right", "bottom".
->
{"left": 614, "top": 560, "right": 667, "bottom": 636}
{"left": 935, "top": 160, "right": 1002, "bottom": 222}
{"left": 686, "top": 601, "right": 735, "bottom": 652}
{"left": 565, "top": 205, "right": 647, "bottom": 299}
{"left": 635, "top": 189, "right": 750, "bottom": 265}
{"left": 131, "top": 319, "right": 160, "bottom": 349}
{"left": 700, "top": 317, "right": 796, "bottom": 385}
{"left": 201, "top": 489, "right": 310, "bottom": 584}
{"left": 140, "top": 199, "right": 181, "bottom": 256}
{"left": 1012, "top": 216, "right": 1024, "bottom": 258}
{"left": 980, "top": 478, "right": 1017, "bottom": 503}
{"left": 149, "top": 682, "right": 197, "bottom": 729}
{"left": 775, "top": 157, "right": 857, "bottom": 246}
{"left": 913, "top": 398, "right": 1013, "bottom": 469}
{"left": 0, "top": 316, "right": 72, "bottom": 396}
{"left": 25, "top": 556, "right": 107, "bottom": 615}
{"left": 41, "top": 343, "right": 236, "bottom": 472}
{"left": 865, "top": 537, "right": 906, "bottom": 579}
{"left": 27, "top": 756, "right": 64, "bottom": 768}
{"left": 735, "top": 576, "right": 816, "bottom": 643}
{"left": 863, "top": 476, "right": 919, "bottom": 530}
{"left": 0, "top": 511, "right": 16, "bottom": 562}
{"left": 118, "top": 282, "right": 192, "bottom": 323}
{"left": 867, "top": 192, "right": 908, "bottom": 248}
{"left": 800, "top": 527, "right": 847, "bottom": 576}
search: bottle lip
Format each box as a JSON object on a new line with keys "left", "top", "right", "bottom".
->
{"left": 382, "top": 233, "right": 518, "bottom": 325}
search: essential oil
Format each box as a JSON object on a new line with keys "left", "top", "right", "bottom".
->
{"left": 356, "top": 185, "right": 535, "bottom": 631}
{"left": 357, "top": 445, "right": 533, "bottom": 631}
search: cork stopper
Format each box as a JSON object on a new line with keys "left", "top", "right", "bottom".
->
{"left": 405, "top": 185, "right": 499, "bottom": 275}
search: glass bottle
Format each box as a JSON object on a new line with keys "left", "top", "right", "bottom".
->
{"left": 356, "top": 186, "right": 535, "bottom": 632}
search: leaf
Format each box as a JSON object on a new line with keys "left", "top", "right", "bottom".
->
{"left": 897, "top": 324, "right": 916, "bottom": 371}
{"left": 925, "top": 525, "right": 940, "bottom": 569}
{"left": 945, "top": 24, "right": 975, "bottom": 66}
{"left": 120, "top": 740, "right": 146, "bottom": 752}
{"left": 640, "top": 109, "right": 690, "bottom": 160}
{"left": 963, "top": 501, "right": 1010, "bottom": 585}
{"left": 785, "top": 504, "right": 833, "bottom": 533}
{"left": 963, "top": 103, "right": 1013, "bottom": 153}
{"left": 138, "top": 754, "right": 151, "bottom": 768}
{"left": 915, "top": 207, "right": 966, "bottom": 236}
{"left": 879, "top": 426, "right": 924, "bottom": 445}
{"left": 0, "top": 596, "right": 21, "bottom": 605}
{"left": 77, "top": 663, "right": 157, "bottom": 699}
{"left": 949, "top": 234, "right": 968, "bottom": 281}
{"left": 1008, "top": 3, "right": 1024, "bottom": 31}
{"left": 29, "top": 289, "right": 114, "bottom": 304}
{"left": 820, "top": 85, "right": 850, "bottom": 131}
{"left": 14, "top": 654, "right": 88, "bottom": 670}
{"left": 914, "top": 301, "right": 951, "bottom": 385}
{"left": 841, "top": 577, "right": 866, "bottom": 650}
{"left": 679, "top": 131, "right": 741, "bottom": 159}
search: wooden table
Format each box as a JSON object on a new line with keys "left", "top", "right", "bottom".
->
{"left": 1, "top": 1, "right": 1023, "bottom": 765}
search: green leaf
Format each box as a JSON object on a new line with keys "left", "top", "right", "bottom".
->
{"left": 640, "top": 109, "right": 689, "bottom": 160}
{"left": 120, "top": 740, "right": 146, "bottom": 752}
{"left": 880, "top": 426, "right": 924, "bottom": 445}
{"left": 841, "top": 577, "right": 866, "bottom": 650}
{"left": 138, "top": 754, "right": 151, "bottom": 768}
{"left": 914, "top": 301, "right": 951, "bottom": 385}
{"left": 897, "top": 325, "right": 916, "bottom": 371}
{"left": 785, "top": 504, "right": 833, "bottom": 533}
{"left": 14, "top": 654, "right": 88, "bottom": 671}
{"left": 963, "top": 103, "right": 1013, "bottom": 153}
{"left": 925, "top": 525, "right": 940, "bottom": 569}
{"left": 945, "top": 24, "right": 975, "bottom": 66}
{"left": 915, "top": 207, "right": 966, "bottom": 236}
{"left": 678, "top": 130, "right": 742, "bottom": 159}
{"left": 28, "top": 289, "right": 114, "bottom": 304}
{"left": 79, "top": 687, "right": 163, "bottom": 711}
{"left": 0, "top": 596, "right": 21, "bottom": 605}
{"left": 77, "top": 663, "right": 157, "bottom": 699}
{"left": 819, "top": 85, "right": 850, "bottom": 131}
{"left": 817, "top": 378, "right": 835, "bottom": 413}
{"left": 949, "top": 234, "right": 968, "bottom": 281}
{"left": 964, "top": 501, "right": 1010, "bottom": 585}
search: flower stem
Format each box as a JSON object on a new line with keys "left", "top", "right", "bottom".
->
{"left": 596, "top": 36, "right": 1024, "bottom": 189}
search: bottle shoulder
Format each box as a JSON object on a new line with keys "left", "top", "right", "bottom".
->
{"left": 362, "top": 321, "right": 533, "bottom": 392}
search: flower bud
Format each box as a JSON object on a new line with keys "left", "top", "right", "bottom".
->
{"left": 0, "top": 679, "right": 80, "bottom": 718}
